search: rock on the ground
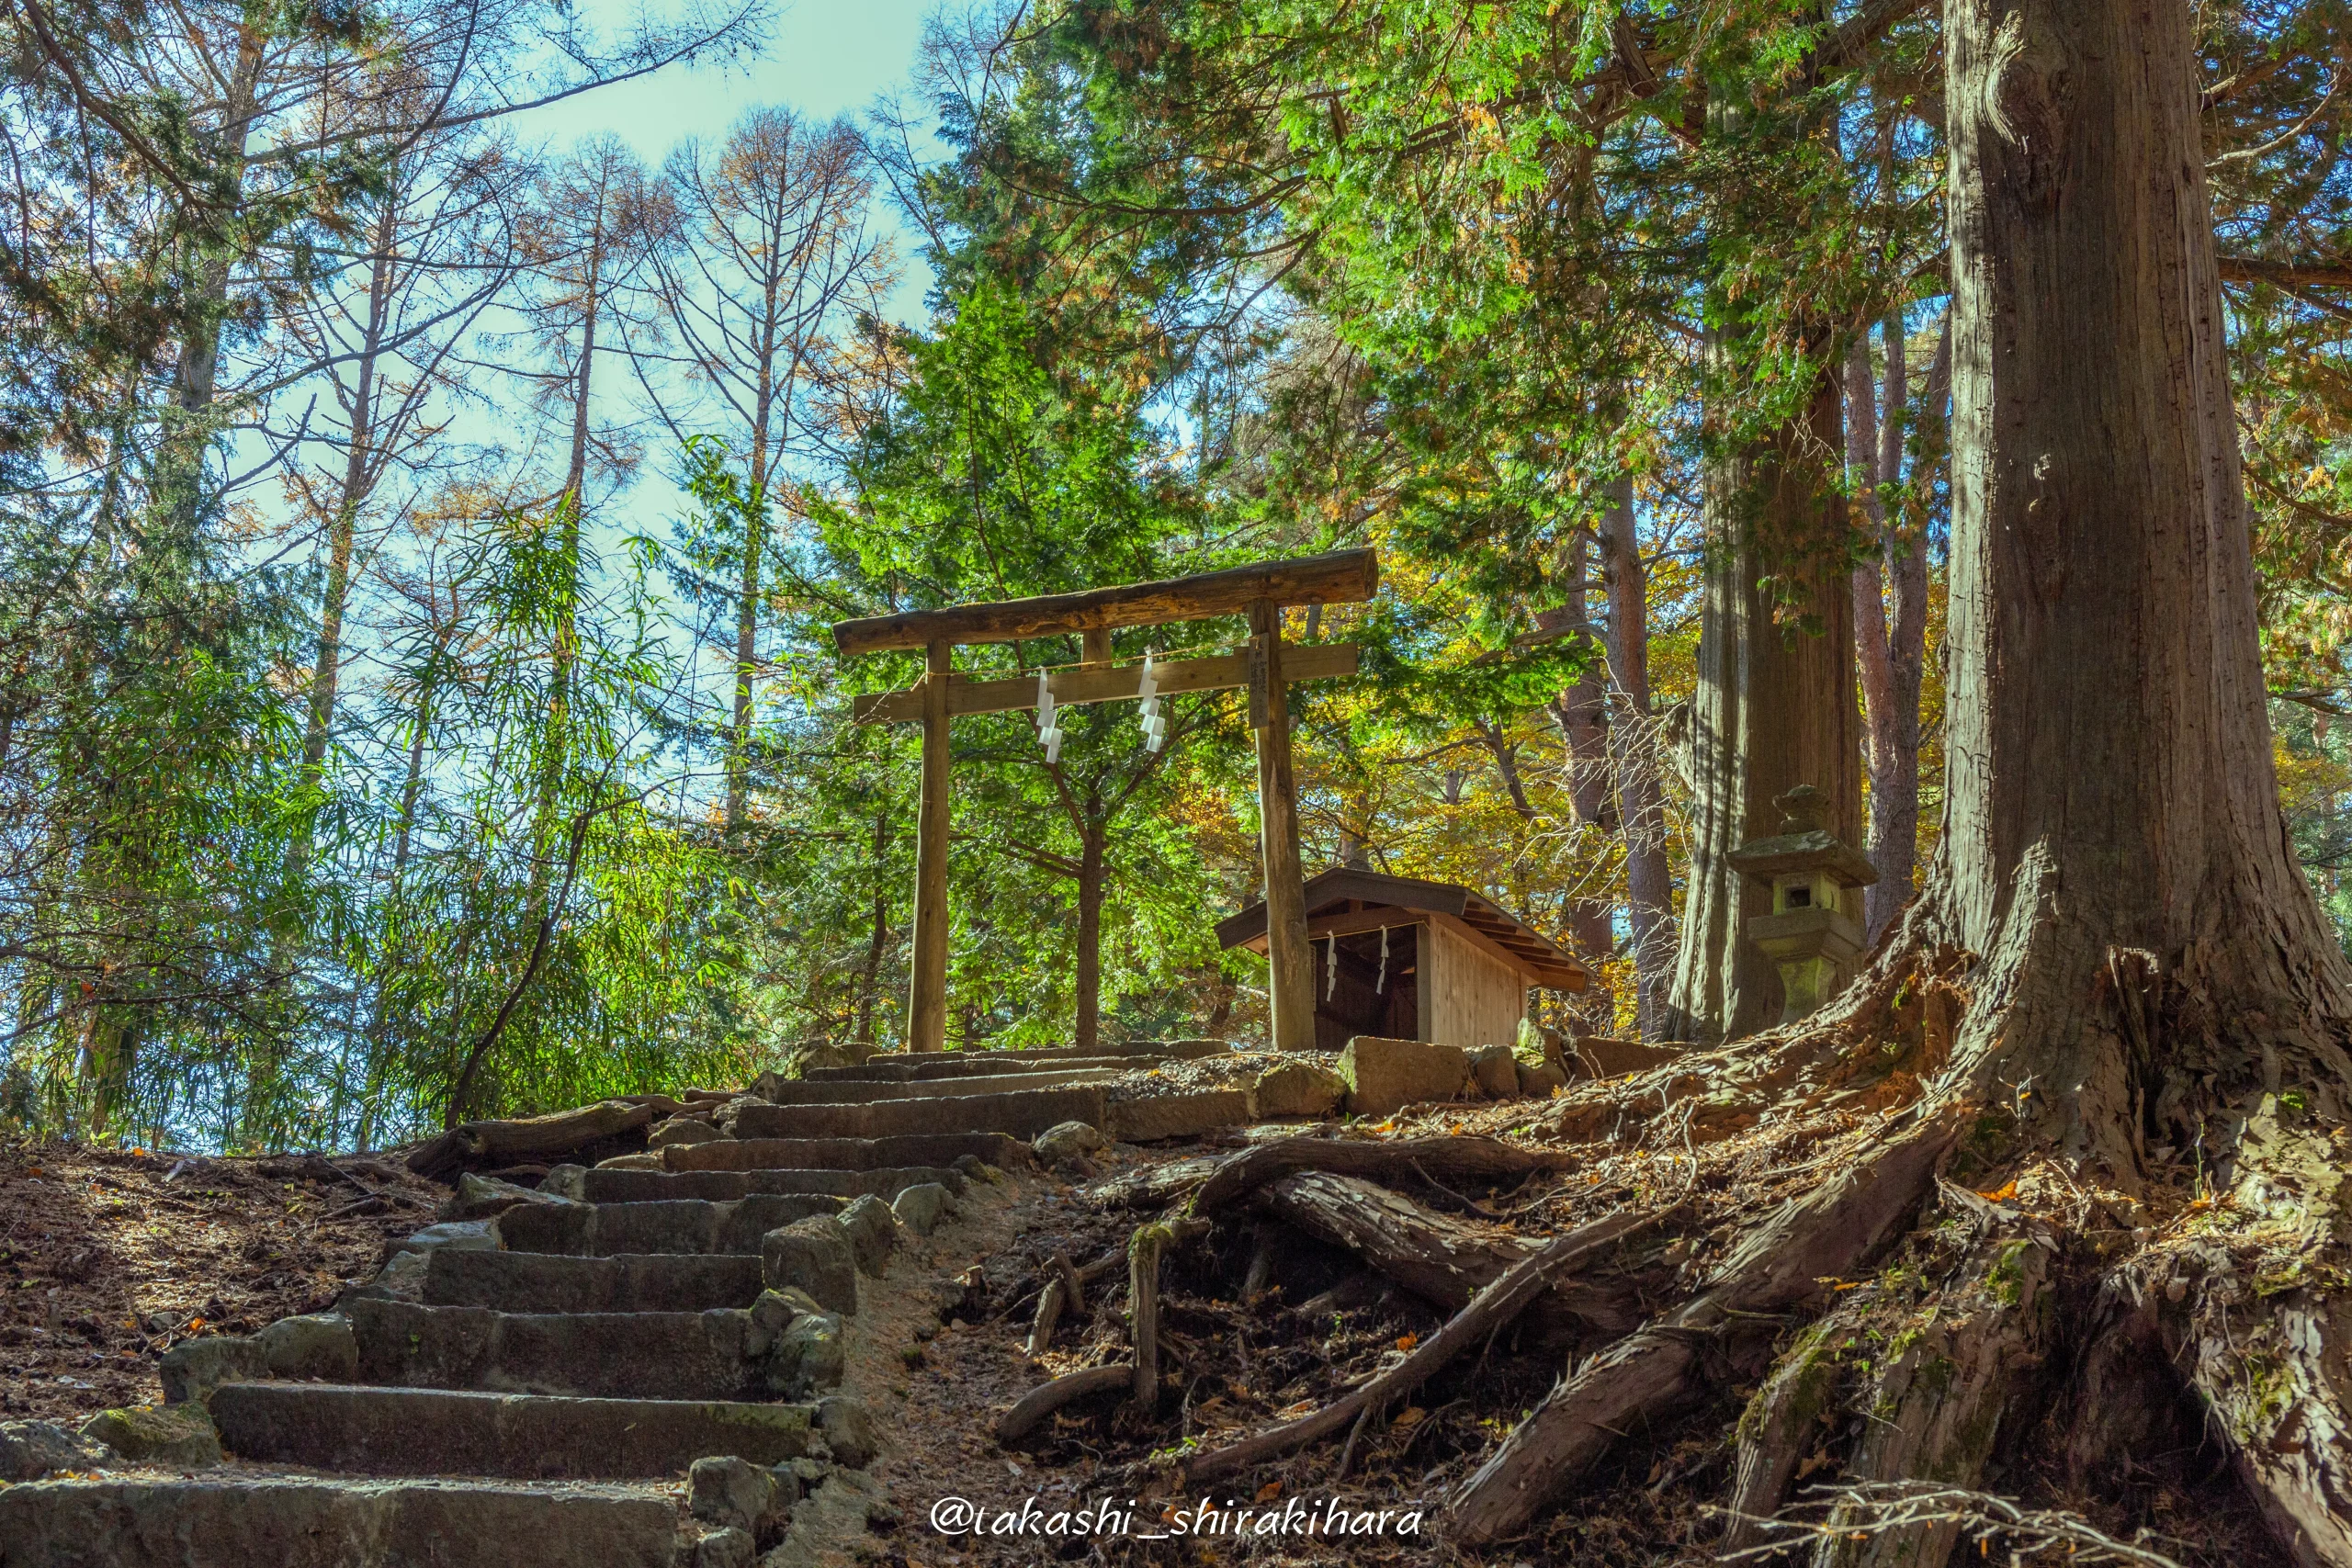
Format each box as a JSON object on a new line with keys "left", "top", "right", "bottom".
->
{"left": 1252, "top": 1061, "right": 1347, "bottom": 1118}
{"left": 387, "top": 1219, "right": 499, "bottom": 1258}
{"left": 256, "top": 1313, "right": 358, "bottom": 1382}
{"left": 1518, "top": 1059, "right": 1569, "bottom": 1097}
{"left": 79, "top": 1404, "right": 220, "bottom": 1468}
{"left": 760, "top": 1470, "right": 894, "bottom": 1568}
{"left": 0, "top": 1420, "right": 110, "bottom": 1482}
{"left": 695, "top": 1527, "right": 759, "bottom": 1568}
{"left": 450, "top": 1172, "right": 582, "bottom": 1222}
{"left": 834, "top": 1195, "right": 900, "bottom": 1276}
{"left": 157, "top": 1334, "right": 267, "bottom": 1404}
{"left": 815, "top": 1397, "right": 878, "bottom": 1469}
{"left": 762, "top": 1219, "right": 858, "bottom": 1315}
{"left": 771, "top": 1311, "right": 845, "bottom": 1397}
{"left": 594, "top": 1151, "right": 665, "bottom": 1171}
{"left": 1337, "top": 1036, "right": 1471, "bottom": 1118}
{"left": 1466, "top": 1043, "right": 1521, "bottom": 1100}
{"left": 650, "top": 1118, "right": 723, "bottom": 1149}
{"left": 537, "top": 1164, "right": 591, "bottom": 1200}
{"left": 889, "top": 1182, "right": 950, "bottom": 1237}
{"left": 1031, "top": 1122, "right": 1106, "bottom": 1163}
{"left": 690, "top": 1456, "right": 778, "bottom": 1533}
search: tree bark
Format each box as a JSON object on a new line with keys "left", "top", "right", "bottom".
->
{"left": 1600, "top": 477, "right": 1674, "bottom": 1038}
{"left": 1074, "top": 820, "right": 1105, "bottom": 1053}
{"left": 1663, "top": 369, "right": 1862, "bottom": 1043}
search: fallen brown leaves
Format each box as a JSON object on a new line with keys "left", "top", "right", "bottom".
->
{"left": 0, "top": 1140, "right": 441, "bottom": 1425}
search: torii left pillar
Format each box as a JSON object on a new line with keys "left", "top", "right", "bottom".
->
{"left": 908, "top": 638, "right": 953, "bottom": 1053}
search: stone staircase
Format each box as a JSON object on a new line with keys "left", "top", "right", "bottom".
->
{"left": 0, "top": 1042, "right": 1234, "bottom": 1568}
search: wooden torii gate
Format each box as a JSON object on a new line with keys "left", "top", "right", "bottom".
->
{"left": 833, "top": 548, "right": 1380, "bottom": 1054}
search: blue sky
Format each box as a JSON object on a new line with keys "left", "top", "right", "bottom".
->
{"left": 518, "top": 0, "right": 940, "bottom": 321}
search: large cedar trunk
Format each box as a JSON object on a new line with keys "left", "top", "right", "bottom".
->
{"left": 1448, "top": 4, "right": 2352, "bottom": 1555}
{"left": 1663, "top": 370, "right": 1862, "bottom": 1043}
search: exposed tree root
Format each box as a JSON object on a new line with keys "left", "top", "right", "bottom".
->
{"left": 1177, "top": 1208, "right": 1659, "bottom": 1487}
{"left": 1723, "top": 1314, "right": 1849, "bottom": 1553}
{"left": 1190, "top": 1134, "right": 1574, "bottom": 1214}
{"left": 1255, "top": 1170, "right": 1536, "bottom": 1311}
{"left": 995, "top": 1363, "right": 1132, "bottom": 1442}
{"left": 1812, "top": 1188, "right": 2058, "bottom": 1567}
{"left": 1448, "top": 1111, "right": 1962, "bottom": 1545}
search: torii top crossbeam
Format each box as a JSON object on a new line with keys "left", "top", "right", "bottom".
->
{"left": 831, "top": 548, "right": 1378, "bottom": 656}
{"left": 833, "top": 548, "right": 1379, "bottom": 1054}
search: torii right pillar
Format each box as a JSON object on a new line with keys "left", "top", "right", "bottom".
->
{"left": 1248, "top": 599, "right": 1314, "bottom": 1053}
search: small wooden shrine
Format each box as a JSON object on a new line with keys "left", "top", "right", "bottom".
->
{"left": 1216, "top": 868, "right": 1589, "bottom": 1053}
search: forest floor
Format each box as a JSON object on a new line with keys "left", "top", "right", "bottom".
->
{"left": 0, "top": 1139, "right": 443, "bottom": 1426}
{"left": 867, "top": 1093, "right": 2293, "bottom": 1568}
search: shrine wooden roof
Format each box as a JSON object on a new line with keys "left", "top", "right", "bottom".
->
{"left": 1215, "top": 867, "right": 1589, "bottom": 990}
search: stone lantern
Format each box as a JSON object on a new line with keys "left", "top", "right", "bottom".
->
{"left": 1726, "top": 784, "right": 1880, "bottom": 1024}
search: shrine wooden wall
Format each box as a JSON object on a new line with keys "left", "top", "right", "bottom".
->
{"left": 1421, "top": 917, "right": 1532, "bottom": 1052}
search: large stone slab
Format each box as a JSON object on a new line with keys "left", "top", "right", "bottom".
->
{"left": 662, "top": 1134, "right": 1031, "bottom": 1173}
{"left": 721, "top": 1086, "right": 1106, "bottom": 1143}
{"left": 1251, "top": 1062, "right": 1347, "bottom": 1118}
{"left": 1338, "top": 1036, "right": 1471, "bottom": 1118}
{"left": 1105, "top": 1090, "right": 1255, "bottom": 1143}
{"left": 0, "top": 1476, "right": 679, "bottom": 1568}
{"left": 1570, "top": 1036, "right": 1686, "bottom": 1079}
{"left": 422, "top": 1250, "right": 763, "bottom": 1314}
{"left": 208, "top": 1383, "right": 811, "bottom": 1479}
{"left": 550, "top": 1165, "right": 967, "bottom": 1205}
{"left": 799, "top": 1055, "right": 1141, "bottom": 1083}
{"left": 746, "top": 1068, "right": 1122, "bottom": 1106}
{"left": 346, "top": 1298, "right": 766, "bottom": 1401}
{"left": 494, "top": 1195, "right": 844, "bottom": 1258}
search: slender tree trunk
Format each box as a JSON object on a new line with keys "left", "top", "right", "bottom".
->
{"left": 1600, "top": 478, "right": 1674, "bottom": 1039}
{"left": 1074, "top": 821, "right": 1106, "bottom": 1053}
{"left": 527, "top": 236, "right": 603, "bottom": 911}
{"left": 154, "top": 28, "right": 266, "bottom": 531}
{"left": 725, "top": 373, "right": 775, "bottom": 829}
{"left": 300, "top": 200, "right": 399, "bottom": 784}
{"left": 1663, "top": 368, "right": 1861, "bottom": 1043}
{"left": 854, "top": 809, "right": 889, "bottom": 1044}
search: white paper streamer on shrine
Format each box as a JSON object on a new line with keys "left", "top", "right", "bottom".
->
{"left": 1035, "top": 670, "right": 1063, "bottom": 763}
{"left": 1375, "top": 925, "right": 1390, "bottom": 994}
{"left": 1137, "top": 650, "right": 1165, "bottom": 752}
{"left": 1326, "top": 933, "right": 1338, "bottom": 1000}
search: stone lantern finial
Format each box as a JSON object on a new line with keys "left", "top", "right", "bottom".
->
{"left": 1726, "top": 783, "right": 1880, "bottom": 1025}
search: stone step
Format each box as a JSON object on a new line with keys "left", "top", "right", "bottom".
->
{"left": 0, "top": 1474, "right": 680, "bottom": 1568}
{"left": 799, "top": 1053, "right": 1152, "bottom": 1083}
{"left": 421, "top": 1249, "right": 763, "bottom": 1314}
{"left": 720, "top": 1084, "right": 1106, "bottom": 1143}
{"left": 495, "top": 1193, "right": 842, "bottom": 1257}
{"left": 550, "top": 1165, "right": 964, "bottom": 1206}
{"left": 346, "top": 1298, "right": 775, "bottom": 1402}
{"left": 778, "top": 1039, "right": 1228, "bottom": 1086}
{"left": 209, "top": 1382, "right": 811, "bottom": 1479}
{"left": 743, "top": 1066, "right": 1122, "bottom": 1106}
{"left": 660, "top": 1133, "right": 1030, "bottom": 1173}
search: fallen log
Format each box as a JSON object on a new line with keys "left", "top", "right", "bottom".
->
{"left": 1257, "top": 1170, "right": 1536, "bottom": 1312}
{"left": 996, "top": 1363, "right": 1134, "bottom": 1442}
{"left": 1193, "top": 1134, "right": 1573, "bottom": 1215}
{"left": 406, "top": 1100, "right": 656, "bottom": 1179}
{"left": 1180, "top": 1209, "right": 1658, "bottom": 1487}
